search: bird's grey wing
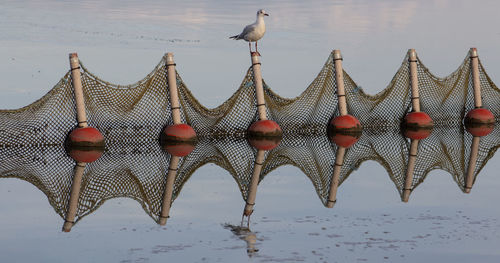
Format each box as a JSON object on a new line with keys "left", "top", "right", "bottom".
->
{"left": 240, "top": 23, "right": 257, "bottom": 38}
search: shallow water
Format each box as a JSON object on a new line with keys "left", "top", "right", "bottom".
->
{"left": 2, "top": 0, "right": 500, "bottom": 262}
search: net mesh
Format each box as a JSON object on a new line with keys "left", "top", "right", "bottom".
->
{"left": 1, "top": 50, "right": 500, "bottom": 224}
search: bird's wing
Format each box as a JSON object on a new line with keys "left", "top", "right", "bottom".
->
{"left": 239, "top": 23, "right": 257, "bottom": 38}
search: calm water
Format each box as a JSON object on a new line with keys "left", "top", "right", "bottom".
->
{"left": 2, "top": 0, "right": 500, "bottom": 262}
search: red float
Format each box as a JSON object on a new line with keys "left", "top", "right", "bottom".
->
{"left": 68, "top": 148, "right": 104, "bottom": 163}
{"left": 329, "top": 115, "right": 362, "bottom": 132}
{"left": 163, "top": 142, "right": 196, "bottom": 157}
{"left": 328, "top": 115, "right": 362, "bottom": 148}
{"left": 248, "top": 120, "right": 282, "bottom": 138}
{"left": 163, "top": 123, "right": 197, "bottom": 142}
{"left": 464, "top": 108, "right": 495, "bottom": 137}
{"left": 67, "top": 127, "right": 105, "bottom": 148}
{"left": 402, "top": 112, "right": 434, "bottom": 140}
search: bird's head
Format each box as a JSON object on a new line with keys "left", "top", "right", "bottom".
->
{"left": 257, "top": 9, "right": 269, "bottom": 17}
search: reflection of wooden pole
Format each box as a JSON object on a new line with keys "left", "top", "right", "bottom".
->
{"left": 63, "top": 162, "right": 86, "bottom": 232}
{"left": 327, "top": 146, "right": 346, "bottom": 208}
{"left": 470, "top": 48, "right": 482, "bottom": 108}
{"left": 244, "top": 150, "right": 266, "bottom": 216}
{"left": 333, "top": 50, "right": 347, "bottom": 116}
{"left": 159, "top": 156, "right": 180, "bottom": 225}
{"left": 166, "top": 53, "right": 181, "bottom": 125}
{"left": 251, "top": 53, "right": 267, "bottom": 121}
{"left": 403, "top": 139, "right": 419, "bottom": 202}
{"left": 69, "top": 53, "right": 88, "bottom": 128}
{"left": 408, "top": 49, "right": 420, "bottom": 112}
{"left": 465, "top": 136, "right": 480, "bottom": 193}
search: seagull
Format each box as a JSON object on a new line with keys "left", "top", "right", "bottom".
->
{"left": 230, "top": 9, "right": 269, "bottom": 56}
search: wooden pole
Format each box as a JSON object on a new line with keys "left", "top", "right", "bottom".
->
{"left": 465, "top": 136, "right": 480, "bottom": 193}
{"left": 333, "top": 50, "right": 348, "bottom": 116}
{"left": 159, "top": 155, "right": 180, "bottom": 225}
{"left": 69, "top": 53, "right": 88, "bottom": 128}
{"left": 63, "top": 162, "right": 86, "bottom": 232}
{"left": 166, "top": 53, "right": 181, "bottom": 125}
{"left": 251, "top": 53, "right": 268, "bottom": 121}
{"left": 408, "top": 49, "right": 421, "bottom": 112}
{"left": 403, "top": 139, "right": 419, "bottom": 202}
{"left": 470, "top": 48, "right": 482, "bottom": 108}
{"left": 327, "top": 146, "right": 346, "bottom": 208}
{"left": 244, "top": 149, "right": 266, "bottom": 216}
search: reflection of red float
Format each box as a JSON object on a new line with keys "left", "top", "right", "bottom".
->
{"left": 464, "top": 108, "right": 495, "bottom": 137}
{"left": 248, "top": 120, "right": 282, "bottom": 137}
{"left": 163, "top": 123, "right": 197, "bottom": 142}
{"left": 328, "top": 114, "right": 362, "bottom": 148}
{"left": 329, "top": 133, "right": 361, "bottom": 148}
{"left": 163, "top": 142, "right": 196, "bottom": 157}
{"left": 402, "top": 112, "right": 434, "bottom": 140}
{"left": 68, "top": 148, "right": 104, "bottom": 163}
{"left": 67, "top": 127, "right": 105, "bottom": 148}
{"left": 248, "top": 137, "right": 282, "bottom": 150}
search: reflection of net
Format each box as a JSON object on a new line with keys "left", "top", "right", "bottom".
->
{"left": 1, "top": 51, "right": 500, "bottom": 224}
{"left": 1, "top": 126, "right": 499, "bottom": 224}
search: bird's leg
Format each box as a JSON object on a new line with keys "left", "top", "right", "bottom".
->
{"left": 255, "top": 42, "right": 261, "bottom": 56}
{"left": 249, "top": 42, "right": 252, "bottom": 54}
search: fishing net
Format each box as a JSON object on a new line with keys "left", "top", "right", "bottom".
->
{"left": 1, "top": 50, "right": 500, "bottom": 225}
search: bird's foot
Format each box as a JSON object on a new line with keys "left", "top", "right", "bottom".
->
{"left": 250, "top": 51, "right": 261, "bottom": 57}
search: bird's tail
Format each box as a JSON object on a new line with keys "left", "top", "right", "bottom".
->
{"left": 229, "top": 35, "right": 239, "bottom": 40}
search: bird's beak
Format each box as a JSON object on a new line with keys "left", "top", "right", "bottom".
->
{"left": 264, "top": 13, "right": 269, "bottom": 16}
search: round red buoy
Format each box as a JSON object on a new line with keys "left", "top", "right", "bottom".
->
{"left": 248, "top": 136, "right": 282, "bottom": 151}
{"left": 465, "top": 108, "right": 495, "bottom": 137}
{"left": 68, "top": 148, "right": 104, "bottom": 163}
{"left": 248, "top": 120, "right": 282, "bottom": 138}
{"left": 163, "top": 142, "right": 196, "bottom": 157}
{"left": 162, "top": 123, "right": 197, "bottom": 142}
{"left": 67, "top": 127, "right": 105, "bottom": 148}
{"left": 329, "top": 115, "right": 362, "bottom": 133}
{"left": 328, "top": 115, "right": 362, "bottom": 148}
{"left": 402, "top": 112, "right": 434, "bottom": 140}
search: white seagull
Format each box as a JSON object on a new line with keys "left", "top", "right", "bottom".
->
{"left": 230, "top": 9, "right": 269, "bottom": 55}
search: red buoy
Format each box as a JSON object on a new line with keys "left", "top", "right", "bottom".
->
{"left": 465, "top": 108, "right": 495, "bottom": 124}
{"left": 329, "top": 115, "right": 362, "bottom": 133}
{"left": 328, "top": 115, "right": 362, "bottom": 148}
{"left": 248, "top": 120, "right": 282, "bottom": 138}
{"left": 163, "top": 142, "right": 196, "bottom": 157}
{"left": 67, "top": 127, "right": 105, "bottom": 148}
{"left": 402, "top": 112, "right": 434, "bottom": 140}
{"left": 162, "top": 124, "right": 197, "bottom": 142}
{"left": 68, "top": 148, "right": 104, "bottom": 163}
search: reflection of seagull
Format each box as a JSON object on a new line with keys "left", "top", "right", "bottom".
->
{"left": 224, "top": 224, "right": 259, "bottom": 257}
{"left": 230, "top": 9, "right": 269, "bottom": 55}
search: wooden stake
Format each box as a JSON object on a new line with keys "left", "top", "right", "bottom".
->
{"left": 166, "top": 53, "right": 181, "bottom": 124}
{"left": 244, "top": 149, "right": 266, "bottom": 216}
{"left": 333, "top": 50, "right": 348, "bottom": 116}
{"left": 63, "top": 162, "right": 85, "bottom": 232}
{"left": 159, "top": 156, "right": 180, "bottom": 225}
{"left": 327, "top": 146, "right": 346, "bottom": 208}
{"left": 408, "top": 49, "right": 421, "bottom": 112}
{"left": 465, "top": 136, "right": 480, "bottom": 193}
{"left": 69, "top": 53, "right": 88, "bottom": 128}
{"left": 403, "top": 139, "right": 419, "bottom": 202}
{"left": 470, "top": 48, "right": 482, "bottom": 108}
{"left": 251, "top": 53, "right": 267, "bottom": 120}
